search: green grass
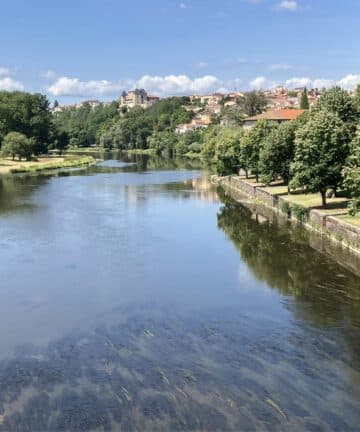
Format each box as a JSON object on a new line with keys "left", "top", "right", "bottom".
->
{"left": 335, "top": 214, "right": 360, "bottom": 228}
{"left": 9, "top": 156, "right": 95, "bottom": 174}
{"left": 282, "top": 192, "right": 348, "bottom": 212}
{"left": 65, "top": 146, "right": 105, "bottom": 154}
{"left": 121, "top": 148, "right": 156, "bottom": 155}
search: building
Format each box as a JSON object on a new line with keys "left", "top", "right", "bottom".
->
{"left": 175, "top": 118, "right": 212, "bottom": 134}
{"left": 119, "top": 89, "right": 159, "bottom": 109}
{"left": 243, "top": 108, "right": 305, "bottom": 129}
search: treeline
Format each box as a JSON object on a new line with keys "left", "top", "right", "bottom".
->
{"left": 53, "top": 101, "right": 119, "bottom": 148}
{"left": 205, "top": 87, "right": 360, "bottom": 212}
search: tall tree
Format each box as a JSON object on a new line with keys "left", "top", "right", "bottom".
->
{"left": 300, "top": 87, "right": 310, "bottom": 109}
{"left": 242, "top": 120, "right": 277, "bottom": 182}
{"left": 343, "top": 127, "right": 360, "bottom": 215}
{"left": 260, "top": 112, "right": 309, "bottom": 186}
{"left": 290, "top": 110, "right": 350, "bottom": 206}
{"left": 242, "top": 91, "right": 268, "bottom": 117}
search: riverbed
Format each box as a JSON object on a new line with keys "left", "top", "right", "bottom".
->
{"left": 0, "top": 154, "right": 359, "bottom": 431}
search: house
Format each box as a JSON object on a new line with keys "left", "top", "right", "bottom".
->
{"left": 175, "top": 118, "right": 211, "bottom": 134}
{"left": 243, "top": 108, "right": 305, "bottom": 129}
{"left": 119, "top": 89, "right": 159, "bottom": 109}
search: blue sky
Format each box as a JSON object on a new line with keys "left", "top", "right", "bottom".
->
{"left": 1, "top": 0, "right": 360, "bottom": 102}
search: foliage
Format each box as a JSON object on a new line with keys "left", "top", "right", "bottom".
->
{"left": 259, "top": 112, "right": 309, "bottom": 185}
{"left": 290, "top": 110, "right": 350, "bottom": 206}
{"left": 343, "top": 127, "right": 360, "bottom": 215}
{"left": 95, "top": 97, "right": 193, "bottom": 151}
{"left": 300, "top": 87, "right": 309, "bottom": 110}
{"left": 242, "top": 120, "right": 278, "bottom": 181}
{"left": 242, "top": 91, "right": 268, "bottom": 117}
{"left": 214, "top": 127, "right": 244, "bottom": 176}
{"left": 1, "top": 132, "right": 34, "bottom": 161}
{"left": 53, "top": 101, "right": 119, "bottom": 148}
{"left": 0, "top": 91, "right": 52, "bottom": 154}
{"left": 290, "top": 203, "right": 309, "bottom": 222}
{"left": 314, "top": 86, "right": 359, "bottom": 126}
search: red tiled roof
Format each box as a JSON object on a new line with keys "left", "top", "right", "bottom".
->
{"left": 246, "top": 109, "right": 305, "bottom": 121}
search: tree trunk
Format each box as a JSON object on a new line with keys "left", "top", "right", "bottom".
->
{"left": 321, "top": 190, "right": 327, "bottom": 207}
{"left": 245, "top": 169, "right": 248, "bottom": 179}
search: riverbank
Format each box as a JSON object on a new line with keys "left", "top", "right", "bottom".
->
{"left": 0, "top": 155, "right": 96, "bottom": 175}
{"left": 218, "top": 176, "right": 360, "bottom": 255}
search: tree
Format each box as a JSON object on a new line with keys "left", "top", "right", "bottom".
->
{"left": 343, "top": 127, "right": 360, "bottom": 215}
{"left": 260, "top": 112, "right": 309, "bottom": 186}
{"left": 215, "top": 127, "right": 244, "bottom": 176}
{"left": 260, "top": 121, "right": 297, "bottom": 186}
{"left": 53, "top": 100, "right": 59, "bottom": 109}
{"left": 1, "top": 132, "right": 33, "bottom": 161}
{"left": 290, "top": 110, "right": 350, "bottom": 206}
{"left": 242, "top": 120, "right": 277, "bottom": 182}
{"left": 314, "top": 86, "right": 359, "bottom": 125}
{"left": 355, "top": 85, "right": 360, "bottom": 111}
{"left": 242, "top": 91, "right": 268, "bottom": 117}
{"left": 300, "top": 87, "right": 309, "bottom": 109}
{"left": 0, "top": 91, "right": 53, "bottom": 154}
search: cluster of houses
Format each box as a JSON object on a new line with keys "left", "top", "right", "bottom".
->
{"left": 52, "top": 87, "right": 317, "bottom": 131}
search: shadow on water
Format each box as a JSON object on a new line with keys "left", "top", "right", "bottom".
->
{"left": 0, "top": 156, "right": 359, "bottom": 431}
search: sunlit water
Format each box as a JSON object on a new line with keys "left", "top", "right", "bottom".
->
{"left": 0, "top": 154, "right": 359, "bottom": 431}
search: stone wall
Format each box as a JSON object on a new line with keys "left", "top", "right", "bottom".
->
{"left": 219, "top": 176, "right": 360, "bottom": 255}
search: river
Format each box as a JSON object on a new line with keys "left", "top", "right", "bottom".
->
{"left": 0, "top": 153, "right": 359, "bottom": 431}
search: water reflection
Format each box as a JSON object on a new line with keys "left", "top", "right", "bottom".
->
{"left": 0, "top": 156, "right": 359, "bottom": 431}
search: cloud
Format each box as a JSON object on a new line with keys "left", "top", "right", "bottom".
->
{"left": 179, "top": 2, "right": 187, "bottom": 9}
{"left": 276, "top": 0, "right": 299, "bottom": 11}
{"left": 268, "top": 63, "right": 292, "bottom": 71}
{"left": 136, "top": 74, "right": 220, "bottom": 95}
{"left": 0, "top": 77, "right": 24, "bottom": 91}
{"left": 0, "top": 67, "right": 10, "bottom": 76}
{"left": 338, "top": 74, "right": 360, "bottom": 90}
{"left": 47, "top": 74, "right": 222, "bottom": 97}
{"left": 47, "top": 76, "right": 126, "bottom": 97}
{"left": 249, "top": 76, "right": 277, "bottom": 90}
{"left": 285, "top": 77, "right": 312, "bottom": 88}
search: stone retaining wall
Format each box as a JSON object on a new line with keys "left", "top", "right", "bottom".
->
{"left": 220, "top": 176, "right": 360, "bottom": 255}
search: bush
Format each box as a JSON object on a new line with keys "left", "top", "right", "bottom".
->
{"left": 279, "top": 200, "right": 291, "bottom": 217}
{"left": 291, "top": 204, "right": 309, "bottom": 222}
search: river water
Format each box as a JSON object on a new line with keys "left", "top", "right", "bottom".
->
{"left": 0, "top": 154, "right": 359, "bottom": 431}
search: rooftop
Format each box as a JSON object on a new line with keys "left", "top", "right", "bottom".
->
{"left": 246, "top": 108, "right": 305, "bottom": 122}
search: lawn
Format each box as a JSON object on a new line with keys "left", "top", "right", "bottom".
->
{"left": 335, "top": 214, "right": 360, "bottom": 228}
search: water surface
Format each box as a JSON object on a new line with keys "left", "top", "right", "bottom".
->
{"left": 0, "top": 154, "right": 359, "bottom": 431}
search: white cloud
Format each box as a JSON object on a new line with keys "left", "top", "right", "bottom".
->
{"left": 179, "top": 2, "right": 187, "bottom": 9}
{"left": 250, "top": 76, "right": 277, "bottom": 90}
{"left": 47, "top": 76, "right": 128, "bottom": 97}
{"left": 285, "top": 77, "right": 312, "bottom": 88}
{"left": 0, "top": 67, "right": 10, "bottom": 76}
{"left": 47, "top": 74, "right": 222, "bottom": 97}
{"left": 137, "top": 74, "right": 220, "bottom": 95}
{"left": 0, "top": 77, "right": 24, "bottom": 91}
{"left": 312, "top": 78, "right": 335, "bottom": 89}
{"left": 268, "top": 63, "right": 292, "bottom": 71}
{"left": 276, "top": 0, "right": 299, "bottom": 11}
{"left": 338, "top": 74, "right": 360, "bottom": 90}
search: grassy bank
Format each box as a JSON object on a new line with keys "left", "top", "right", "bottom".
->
{"left": 65, "top": 146, "right": 105, "bottom": 154}
{"left": 2, "top": 155, "right": 96, "bottom": 175}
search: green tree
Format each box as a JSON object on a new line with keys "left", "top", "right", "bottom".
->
{"left": 260, "top": 112, "right": 309, "bottom": 186}
{"left": 242, "top": 120, "right": 277, "bottom": 182}
{"left": 314, "top": 86, "right": 359, "bottom": 125}
{"left": 215, "top": 127, "right": 244, "bottom": 176}
{"left": 242, "top": 91, "right": 268, "bottom": 117}
{"left": 343, "top": 127, "right": 360, "bottom": 215}
{"left": 290, "top": 110, "right": 350, "bottom": 206}
{"left": 300, "top": 87, "right": 309, "bottom": 109}
{"left": 1, "top": 132, "right": 33, "bottom": 161}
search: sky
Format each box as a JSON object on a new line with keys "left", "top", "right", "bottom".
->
{"left": 1, "top": 0, "right": 360, "bottom": 103}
